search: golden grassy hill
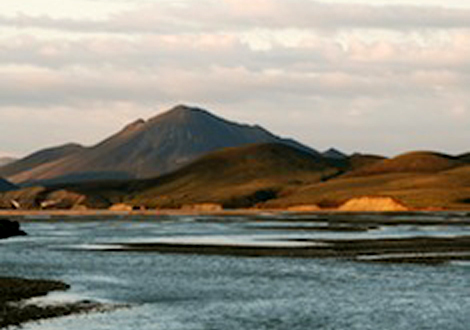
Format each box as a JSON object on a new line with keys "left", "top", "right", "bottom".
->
{"left": 121, "top": 143, "right": 340, "bottom": 208}
{"left": 346, "top": 153, "right": 386, "bottom": 171}
{"left": 346, "top": 151, "right": 463, "bottom": 177}
{"left": 0, "top": 143, "right": 340, "bottom": 210}
{"left": 266, "top": 163, "right": 470, "bottom": 210}
{"left": 28, "top": 143, "right": 339, "bottom": 210}
{"left": 4, "top": 147, "right": 470, "bottom": 211}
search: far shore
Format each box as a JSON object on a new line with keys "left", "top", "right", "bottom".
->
{"left": 0, "top": 208, "right": 278, "bottom": 218}
{"left": 2, "top": 208, "right": 470, "bottom": 228}
{"left": 1, "top": 207, "right": 469, "bottom": 219}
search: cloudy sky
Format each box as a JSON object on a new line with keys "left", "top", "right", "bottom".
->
{"left": 1, "top": 0, "right": 470, "bottom": 158}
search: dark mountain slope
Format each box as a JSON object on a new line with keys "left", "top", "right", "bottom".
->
{"left": 6, "top": 105, "right": 318, "bottom": 185}
{"left": 0, "top": 178, "right": 17, "bottom": 192}
{"left": 61, "top": 143, "right": 340, "bottom": 209}
{"left": 322, "top": 148, "right": 348, "bottom": 160}
{"left": 0, "top": 144, "right": 84, "bottom": 180}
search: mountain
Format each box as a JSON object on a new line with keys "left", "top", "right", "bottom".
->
{"left": 0, "top": 178, "right": 17, "bottom": 192}
{"left": 0, "top": 144, "right": 84, "bottom": 180}
{"left": 0, "top": 157, "right": 17, "bottom": 167}
{"left": 5, "top": 144, "right": 470, "bottom": 210}
{"left": 4, "top": 105, "right": 319, "bottom": 185}
{"left": 51, "top": 143, "right": 341, "bottom": 209}
{"left": 322, "top": 148, "right": 348, "bottom": 160}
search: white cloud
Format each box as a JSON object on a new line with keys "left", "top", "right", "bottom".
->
{"left": 1, "top": 0, "right": 470, "bottom": 156}
{"left": 1, "top": 1, "right": 470, "bottom": 35}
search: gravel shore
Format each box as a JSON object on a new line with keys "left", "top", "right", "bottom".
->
{"left": 0, "top": 277, "right": 102, "bottom": 328}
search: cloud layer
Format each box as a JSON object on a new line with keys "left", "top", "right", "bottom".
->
{"left": 3, "top": 1, "right": 470, "bottom": 33}
{"left": 1, "top": 0, "right": 469, "bottom": 156}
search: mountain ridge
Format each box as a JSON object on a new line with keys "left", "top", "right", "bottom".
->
{"left": 41, "top": 142, "right": 339, "bottom": 209}
{"left": 2, "top": 105, "right": 319, "bottom": 185}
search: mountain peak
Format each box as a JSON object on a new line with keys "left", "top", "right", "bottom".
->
{"left": 169, "top": 104, "right": 201, "bottom": 113}
{"left": 145, "top": 105, "right": 208, "bottom": 125}
{"left": 4, "top": 105, "right": 318, "bottom": 184}
{"left": 323, "top": 148, "right": 348, "bottom": 159}
{"left": 121, "top": 118, "right": 146, "bottom": 134}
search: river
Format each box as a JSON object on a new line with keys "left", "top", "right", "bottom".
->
{"left": 1, "top": 213, "right": 469, "bottom": 329}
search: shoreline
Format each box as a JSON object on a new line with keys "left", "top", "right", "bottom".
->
{"left": 2, "top": 209, "right": 470, "bottom": 228}
{"left": 1, "top": 207, "right": 470, "bottom": 218}
{"left": 0, "top": 277, "right": 104, "bottom": 329}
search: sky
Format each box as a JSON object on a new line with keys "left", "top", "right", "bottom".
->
{"left": 1, "top": 0, "right": 470, "bottom": 158}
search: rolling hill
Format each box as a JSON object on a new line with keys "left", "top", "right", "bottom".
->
{"left": 28, "top": 143, "right": 340, "bottom": 209}
{"left": 345, "top": 151, "right": 463, "bottom": 177}
{"left": 3, "top": 147, "right": 470, "bottom": 211}
{"left": 266, "top": 151, "right": 470, "bottom": 210}
{"left": 2, "top": 105, "right": 318, "bottom": 186}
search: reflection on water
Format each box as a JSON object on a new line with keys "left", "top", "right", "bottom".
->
{"left": 1, "top": 213, "right": 469, "bottom": 330}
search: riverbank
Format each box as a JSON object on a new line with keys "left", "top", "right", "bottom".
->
{"left": 0, "top": 277, "right": 102, "bottom": 328}
{"left": 1, "top": 207, "right": 469, "bottom": 218}
{"left": 0, "top": 208, "right": 267, "bottom": 218}
{"left": 2, "top": 208, "right": 470, "bottom": 227}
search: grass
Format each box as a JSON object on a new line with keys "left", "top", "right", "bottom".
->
{"left": 267, "top": 165, "right": 470, "bottom": 209}
{"left": 124, "top": 143, "right": 340, "bottom": 208}
{"left": 4, "top": 145, "right": 470, "bottom": 211}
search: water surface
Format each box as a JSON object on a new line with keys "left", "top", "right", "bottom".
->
{"left": 1, "top": 213, "right": 469, "bottom": 329}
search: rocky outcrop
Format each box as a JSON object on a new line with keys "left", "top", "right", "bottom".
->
{"left": 0, "top": 187, "right": 90, "bottom": 210}
{"left": 0, "top": 219, "right": 27, "bottom": 239}
{"left": 182, "top": 203, "right": 224, "bottom": 212}
{"left": 338, "top": 196, "right": 409, "bottom": 212}
{"left": 108, "top": 203, "right": 134, "bottom": 212}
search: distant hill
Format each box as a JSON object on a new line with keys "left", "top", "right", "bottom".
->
{"left": 0, "top": 157, "right": 17, "bottom": 167}
{"left": 345, "top": 151, "right": 463, "bottom": 177}
{"left": 346, "top": 153, "right": 387, "bottom": 170}
{"left": 5, "top": 144, "right": 470, "bottom": 210}
{"left": 322, "top": 148, "right": 348, "bottom": 160}
{"left": 4, "top": 105, "right": 318, "bottom": 185}
{"left": 457, "top": 152, "right": 470, "bottom": 163}
{"left": 0, "top": 144, "right": 84, "bottom": 180}
{"left": 265, "top": 151, "right": 470, "bottom": 210}
{"left": 56, "top": 143, "right": 341, "bottom": 209}
{"left": 0, "top": 178, "right": 17, "bottom": 192}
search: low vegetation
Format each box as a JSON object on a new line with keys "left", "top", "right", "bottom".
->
{"left": 3, "top": 145, "right": 470, "bottom": 211}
